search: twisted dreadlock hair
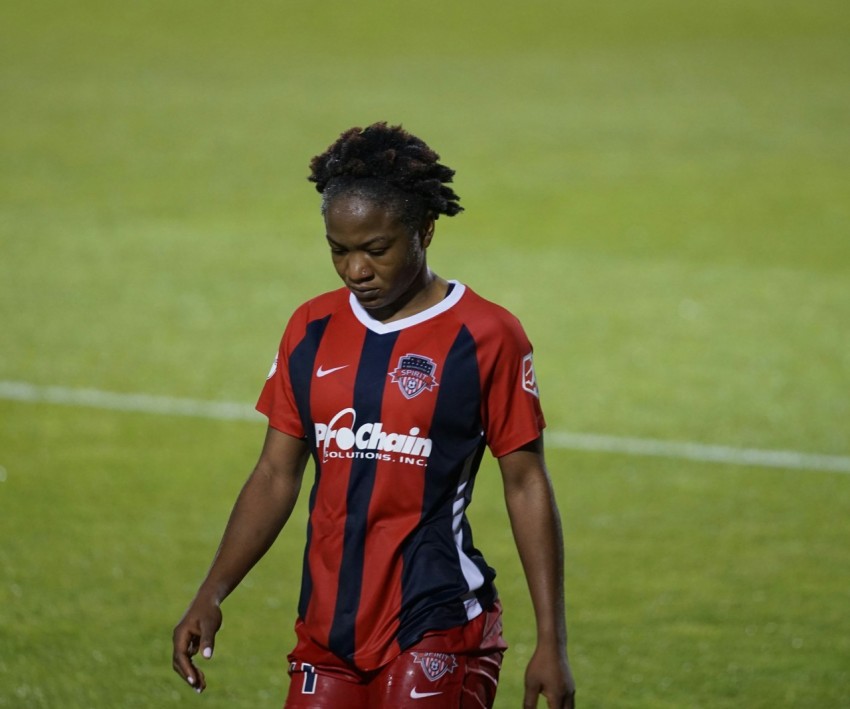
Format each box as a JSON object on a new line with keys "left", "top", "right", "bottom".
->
{"left": 308, "top": 122, "right": 463, "bottom": 234}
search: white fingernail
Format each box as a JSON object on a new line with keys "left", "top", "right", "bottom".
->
{"left": 196, "top": 687, "right": 202, "bottom": 694}
{"left": 203, "top": 647, "right": 213, "bottom": 659}
{"left": 187, "top": 675, "right": 195, "bottom": 686}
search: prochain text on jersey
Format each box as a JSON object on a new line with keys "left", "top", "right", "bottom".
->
{"left": 315, "top": 407, "right": 433, "bottom": 466}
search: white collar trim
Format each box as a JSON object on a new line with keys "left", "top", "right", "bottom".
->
{"left": 349, "top": 281, "right": 465, "bottom": 334}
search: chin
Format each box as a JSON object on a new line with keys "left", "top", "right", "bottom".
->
{"left": 354, "top": 293, "right": 383, "bottom": 308}
{"left": 361, "top": 300, "right": 388, "bottom": 312}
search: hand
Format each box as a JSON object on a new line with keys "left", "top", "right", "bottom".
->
{"left": 523, "top": 643, "right": 576, "bottom": 709}
{"left": 172, "top": 595, "right": 223, "bottom": 693}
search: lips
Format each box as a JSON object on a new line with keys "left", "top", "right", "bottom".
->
{"left": 350, "top": 286, "right": 381, "bottom": 302}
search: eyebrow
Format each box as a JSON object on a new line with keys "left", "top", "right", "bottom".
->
{"left": 325, "top": 234, "right": 393, "bottom": 249}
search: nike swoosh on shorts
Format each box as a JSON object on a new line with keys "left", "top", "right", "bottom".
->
{"left": 410, "top": 688, "right": 443, "bottom": 699}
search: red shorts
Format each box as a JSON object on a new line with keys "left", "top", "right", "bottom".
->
{"left": 284, "top": 603, "right": 507, "bottom": 709}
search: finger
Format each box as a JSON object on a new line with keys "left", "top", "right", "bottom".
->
{"left": 523, "top": 685, "right": 539, "bottom": 709}
{"left": 195, "top": 665, "right": 207, "bottom": 692}
{"left": 552, "top": 689, "right": 574, "bottom": 709}
{"left": 172, "top": 651, "right": 199, "bottom": 687}
{"left": 172, "top": 625, "right": 203, "bottom": 689}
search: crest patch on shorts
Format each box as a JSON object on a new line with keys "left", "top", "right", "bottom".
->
{"left": 411, "top": 651, "right": 458, "bottom": 682}
{"left": 389, "top": 353, "right": 439, "bottom": 399}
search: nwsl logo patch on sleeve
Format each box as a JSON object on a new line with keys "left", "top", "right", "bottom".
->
{"left": 389, "top": 353, "right": 439, "bottom": 400}
{"left": 522, "top": 352, "right": 539, "bottom": 397}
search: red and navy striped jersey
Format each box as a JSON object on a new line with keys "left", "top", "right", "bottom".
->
{"left": 256, "top": 281, "right": 545, "bottom": 672}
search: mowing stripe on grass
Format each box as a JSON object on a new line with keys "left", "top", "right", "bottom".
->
{"left": 2, "top": 380, "right": 849, "bottom": 474}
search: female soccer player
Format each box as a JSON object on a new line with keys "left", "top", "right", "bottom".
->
{"left": 172, "top": 122, "right": 576, "bottom": 708}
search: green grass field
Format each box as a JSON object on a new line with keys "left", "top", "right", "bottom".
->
{"left": 2, "top": 1, "right": 849, "bottom": 706}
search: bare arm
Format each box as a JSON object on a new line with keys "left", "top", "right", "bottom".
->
{"left": 172, "top": 426, "right": 310, "bottom": 693}
{"left": 499, "top": 437, "right": 576, "bottom": 709}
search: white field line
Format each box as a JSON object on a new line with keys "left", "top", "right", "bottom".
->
{"left": 0, "top": 380, "right": 261, "bottom": 422}
{"left": 2, "top": 380, "right": 849, "bottom": 474}
{"left": 546, "top": 432, "right": 850, "bottom": 474}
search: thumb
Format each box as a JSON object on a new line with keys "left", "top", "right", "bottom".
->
{"left": 199, "top": 615, "right": 220, "bottom": 660}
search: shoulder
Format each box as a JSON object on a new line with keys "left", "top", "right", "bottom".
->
{"left": 285, "top": 287, "right": 349, "bottom": 330}
{"left": 292, "top": 287, "right": 350, "bottom": 322}
{"left": 279, "top": 287, "right": 349, "bottom": 346}
{"left": 454, "top": 285, "right": 531, "bottom": 348}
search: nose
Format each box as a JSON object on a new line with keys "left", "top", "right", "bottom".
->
{"left": 345, "top": 253, "right": 373, "bottom": 283}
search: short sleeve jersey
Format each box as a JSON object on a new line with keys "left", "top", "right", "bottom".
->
{"left": 256, "top": 281, "right": 545, "bottom": 672}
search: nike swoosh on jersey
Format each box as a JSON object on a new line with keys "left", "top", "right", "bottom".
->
{"left": 410, "top": 688, "right": 443, "bottom": 699}
{"left": 316, "top": 364, "right": 349, "bottom": 378}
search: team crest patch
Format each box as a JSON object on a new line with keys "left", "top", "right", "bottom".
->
{"left": 411, "top": 652, "right": 458, "bottom": 682}
{"left": 389, "top": 353, "right": 439, "bottom": 399}
{"left": 522, "top": 352, "right": 539, "bottom": 397}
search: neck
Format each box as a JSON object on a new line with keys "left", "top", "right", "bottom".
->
{"left": 372, "top": 269, "right": 448, "bottom": 323}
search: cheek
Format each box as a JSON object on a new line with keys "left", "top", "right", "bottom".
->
{"left": 331, "top": 256, "right": 347, "bottom": 278}
{"left": 403, "top": 240, "right": 424, "bottom": 268}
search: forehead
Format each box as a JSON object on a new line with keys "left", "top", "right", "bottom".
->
{"left": 325, "top": 194, "right": 407, "bottom": 241}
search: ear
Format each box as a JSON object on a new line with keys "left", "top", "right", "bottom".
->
{"left": 420, "top": 216, "right": 436, "bottom": 248}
